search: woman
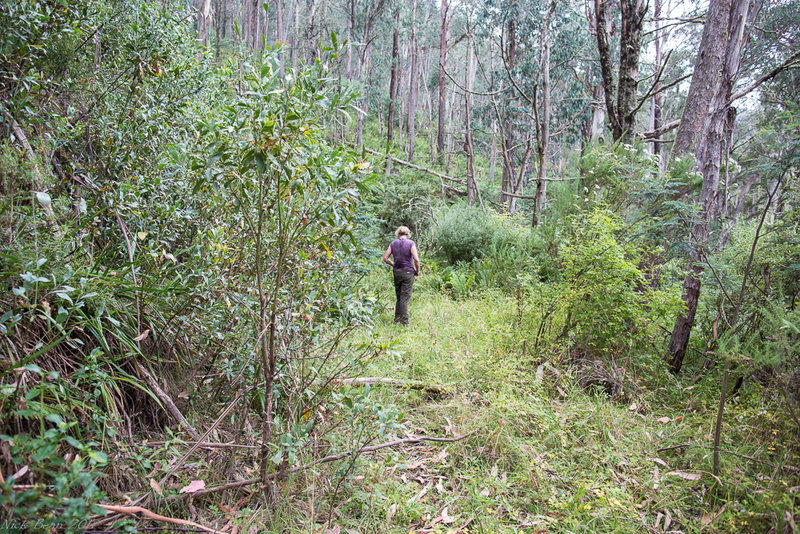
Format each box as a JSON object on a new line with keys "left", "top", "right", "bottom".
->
{"left": 383, "top": 226, "right": 421, "bottom": 326}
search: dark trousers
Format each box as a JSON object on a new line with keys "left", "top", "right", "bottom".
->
{"left": 393, "top": 269, "right": 415, "bottom": 325}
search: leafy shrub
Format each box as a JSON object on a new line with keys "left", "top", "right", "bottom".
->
{"left": 557, "top": 208, "right": 682, "bottom": 358}
{"left": 0, "top": 413, "right": 108, "bottom": 532}
{"left": 430, "top": 204, "right": 534, "bottom": 265}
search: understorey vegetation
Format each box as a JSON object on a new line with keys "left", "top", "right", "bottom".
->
{"left": 1, "top": 0, "right": 798, "bottom": 532}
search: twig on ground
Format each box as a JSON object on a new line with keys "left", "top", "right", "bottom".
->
{"left": 142, "top": 441, "right": 259, "bottom": 449}
{"left": 157, "top": 390, "right": 243, "bottom": 488}
{"left": 95, "top": 504, "right": 224, "bottom": 534}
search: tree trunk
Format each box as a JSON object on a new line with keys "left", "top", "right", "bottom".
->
{"left": 464, "top": 32, "right": 476, "bottom": 206}
{"left": 277, "top": 0, "right": 285, "bottom": 76}
{"left": 668, "top": 0, "right": 751, "bottom": 373}
{"left": 445, "top": 76, "right": 457, "bottom": 175}
{"left": 291, "top": 0, "right": 299, "bottom": 70}
{"left": 221, "top": 0, "right": 227, "bottom": 41}
{"left": 249, "top": 0, "right": 259, "bottom": 48}
{"left": 501, "top": 19, "right": 517, "bottom": 206}
{"left": 672, "top": 0, "right": 733, "bottom": 159}
{"left": 214, "top": 0, "right": 222, "bottom": 58}
{"left": 437, "top": 0, "right": 448, "bottom": 158}
{"left": 488, "top": 119, "right": 497, "bottom": 181}
{"left": 617, "top": 0, "right": 646, "bottom": 139}
{"left": 406, "top": 0, "right": 419, "bottom": 162}
{"left": 594, "top": 0, "right": 619, "bottom": 138}
{"left": 386, "top": 8, "right": 400, "bottom": 172}
{"left": 355, "top": 43, "right": 373, "bottom": 149}
{"left": 346, "top": 0, "right": 354, "bottom": 77}
{"left": 594, "top": 0, "right": 646, "bottom": 141}
{"left": 533, "top": 0, "right": 555, "bottom": 227}
{"left": 198, "top": 0, "right": 212, "bottom": 48}
{"left": 242, "top": 0, "right": 249, "bottom": 46}
{"left": 649, "top": 0, "right": 663, "bottom": 158}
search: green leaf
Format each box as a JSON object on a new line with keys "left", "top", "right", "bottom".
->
{"left": 45, "top": 414, "right": 63, "bottom": 425}
{"left": 35, "top": 192, "right": 51, "bottom": 207}
{"left": 254, "top": 151, "right": 266, "bottom": 173}
{"left": 87, "top": 450, "right": 108, "bottom": 464}
{"left": 32, "top": 443, "right": 57, "bottom": 462}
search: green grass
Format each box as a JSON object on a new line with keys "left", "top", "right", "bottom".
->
{"left": 294, "top": 281, "right": 800, "bottom": 533}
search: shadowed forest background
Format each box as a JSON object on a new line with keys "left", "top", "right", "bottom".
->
{"left": 0, "top": 0, "right": 799, "bottom": 531}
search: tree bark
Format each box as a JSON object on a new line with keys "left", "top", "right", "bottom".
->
{"left": 594, "top": 0, "right": 646, "bottom": 141}
{"left": 353, "top": 0, "right": 388, "bottom": 149}
{"left": 533, "top": 0, "right": 555, "bottom": 227}
{"left": 464, "top": 31, "right": 476, "bottom": 206}
{"left": 650, "top": 0, "right": 664, "bottom": 159}
{"left": 248, "top": 0, "right": 259, "bottom": 48}
{"left": 386, "top": 8, "right": 400, "bottom": 172}
{"left": 406, "top": 0, "right": 419, "bottom": 162}
{"left": 671, "top": 0, "right": 732, "bottom": 159}
{"left": 437, "top": 0, "right": 449, "bottom": 158}
{"left": 214, "top": 0, "right": 222, "bottom": 58}
{"left": 617, "top": 0, "right": 646, "bottom": 139}
{"left": 668, "top": 0, "right": 751, "bottom": 373}
{"left": 500, "top": 18, "right": 517, "bottom": 207}
{"left": 198, "top": 0, "right": 212, "bottom": 48}
{"left": 276, "top": 0, "right": 285, "bottom": 76}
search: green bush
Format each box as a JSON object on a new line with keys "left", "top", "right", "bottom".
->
{"left": 557, "top": 208, "right": 682, "bottom": 358}
{"left": 429, "top": 204, "right": 494, "bottom": 263}
{"left": 429, "top": 204, "right": 536, "bottom": 265}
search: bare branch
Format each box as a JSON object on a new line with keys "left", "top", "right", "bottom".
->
{"left": 96, "top": 504, "right": 224, "bottom": 534}
{"left": 361, "top": 146, "right": 466, "bottom": 185}
{"left": 728, "top": 50, "right": 800, "bottom": 105}
{"left": 641, "top": 119, "right": 680, "bottom": 139}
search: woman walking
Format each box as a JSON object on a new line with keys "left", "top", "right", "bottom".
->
{"left": 383, "top": 226, "right": 421, "bottom": 326}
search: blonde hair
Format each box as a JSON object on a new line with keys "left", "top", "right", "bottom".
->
{"left": 395, "top": 226, "right": 411, "bottom": 238}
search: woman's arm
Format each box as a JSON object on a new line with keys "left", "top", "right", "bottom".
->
{"left": 411, "top": 245, "right": 420, "bottom": 275}
{"left": 383, "top": 246, "right": 394, "bottom": 267}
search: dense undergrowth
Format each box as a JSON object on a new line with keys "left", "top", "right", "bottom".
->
{"left": 1, "top": 1, "right": 799, "bottom": 532}
{"left": 340, "top": 287, "right": 799, "bottom": 533}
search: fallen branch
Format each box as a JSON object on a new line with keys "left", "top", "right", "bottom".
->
{"left": 361, "top": 147, "right": 466, "bottom": 185}
{"left": 136, "top": 361, "right": 204, "bottom": 443}
{"left": 96, "top": 504, "right": 224, "bottom": 534}
{"left": 142, "top": 441, "right": 259, "bottom": 449}
{"left": 157, "top": 390, "right": 243, "bottom": 488}
{"left": 167, "top": 431, "right": 478, "bottom": 500}
{"left": 334, "top": 377, "right": 450, "bottom": 397}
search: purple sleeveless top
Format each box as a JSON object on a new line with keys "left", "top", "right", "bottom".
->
{"left": 390, "top": 239, "right": 416, "bottom": 272}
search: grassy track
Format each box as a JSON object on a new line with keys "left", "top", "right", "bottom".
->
{"left": 304, "top": 284, "right": 798, "bottom": 533}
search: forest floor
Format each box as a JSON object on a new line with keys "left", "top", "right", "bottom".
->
{"left": 295, "top": 284, "right": 799, "bottom": 533}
